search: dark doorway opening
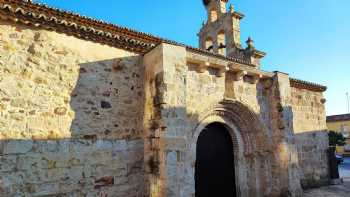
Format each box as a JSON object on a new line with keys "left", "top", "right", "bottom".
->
{"left": 195, "top": 122, "right": 236, "bottom": 197}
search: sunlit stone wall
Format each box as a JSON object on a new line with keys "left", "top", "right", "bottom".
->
{"left": 0, "top": 21, "right": 145, "bottom": 196}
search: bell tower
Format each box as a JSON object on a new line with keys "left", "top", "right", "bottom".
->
{"left": 199, "top": 0, "right": 265, "bottom": 67}
{"left": 199, "top": 0, "right": 242, "bottom": 56}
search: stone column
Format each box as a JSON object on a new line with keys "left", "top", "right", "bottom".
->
{"left": 269, "top": 72, "right": 303, "bottom": 196}
{"left": 143, "top": 43, "right": 188, "bottom": 197}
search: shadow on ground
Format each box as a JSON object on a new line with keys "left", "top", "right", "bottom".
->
{"left": 303, "top": 181, "right": 350, "bottom": 197}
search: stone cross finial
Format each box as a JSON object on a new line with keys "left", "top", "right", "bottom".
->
{"left": 246, "top": 37, "right": 254, "bottom": 49}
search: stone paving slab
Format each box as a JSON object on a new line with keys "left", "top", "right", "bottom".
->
{"left": 303, "top": 181, "right": 350, "bottom": 197}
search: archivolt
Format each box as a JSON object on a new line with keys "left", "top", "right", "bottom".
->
{"left": 194, "top": 99, "right": 272, "bottom": 156}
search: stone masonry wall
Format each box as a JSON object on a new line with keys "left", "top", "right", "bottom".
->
{"left": 143, "top": 44, "right": 301, "bottom": 197}
{"left": 291, "top": 87, "right": 327, "bottom": 133}
{"left": 186, "top": 64, "right": 264, "bottom": 120}
{"left": 291, "top": 87, "right": 329, "bottom": 189}
{"left": 0, "top": 21, "right": 145, "bottom": 196}
{"left": 142, "top": 43, "right": 326, "bottom": 196}
{"left": 0, "top": 139, "right": 144, "bottom": 196}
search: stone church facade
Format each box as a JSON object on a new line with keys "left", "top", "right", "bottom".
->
{"left": 0, "top": 0, "right": 329, "bottom": 196}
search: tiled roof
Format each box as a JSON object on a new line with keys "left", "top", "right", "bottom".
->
{"left": 0, "top": 0, "right": 157, "bottom": 53}
{"left": 290, "top": 78, "right": 327, "bottom": 92}
{"left": 327, "top": 114, "right": 350, "bottom": 122}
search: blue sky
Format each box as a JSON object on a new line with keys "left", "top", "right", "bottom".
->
{"left": 36, "top": 0, "right": 350, "bottom": 116}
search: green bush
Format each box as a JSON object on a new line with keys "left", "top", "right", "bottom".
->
{"left": 328, "top": 130, "right": 346, "bottom": 146}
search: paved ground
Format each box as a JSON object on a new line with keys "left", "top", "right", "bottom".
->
{"left": 303, "top": 181, "right": 350, "bottom": 197}
{"left": 303, "top": 157, "right": 350, "bottom": 197}
{"left": 339, "top": 157, "right": 350, "bottom": 179}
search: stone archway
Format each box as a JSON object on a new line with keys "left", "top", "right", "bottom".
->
{"left": 191, "top": 99, "right": 274, "bottom": 197}
{"left": 195, "top": 122, "right": 236, "bottom": 197}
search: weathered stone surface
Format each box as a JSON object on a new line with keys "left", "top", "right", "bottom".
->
{"left": 0, "top": 21, "right": 144, "bottom": 140}
{"left": 142, "top": 44, "right": 327, "bottom": 197}
{"left": 0, "top": 139, "right": 144, "bottom": 196}
{"left": 291, "top": 87, "right": 329, "bottom": 189}
{"left": 54, "top": 107, "right": 67, "bottom": 115}
{"left": 0, "top": 21, "right": 145, "bottom": 196}
{"left": 4, "top": 140, "right": 33, "bottom": 154}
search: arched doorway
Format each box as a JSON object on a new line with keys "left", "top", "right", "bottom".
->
{"left": 195, "top": 122, "right": 236, "bottom": 197}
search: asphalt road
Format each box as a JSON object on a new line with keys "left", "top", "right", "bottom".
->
{"left": 339, "top": 156, "right": 350, "bottom": 179}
